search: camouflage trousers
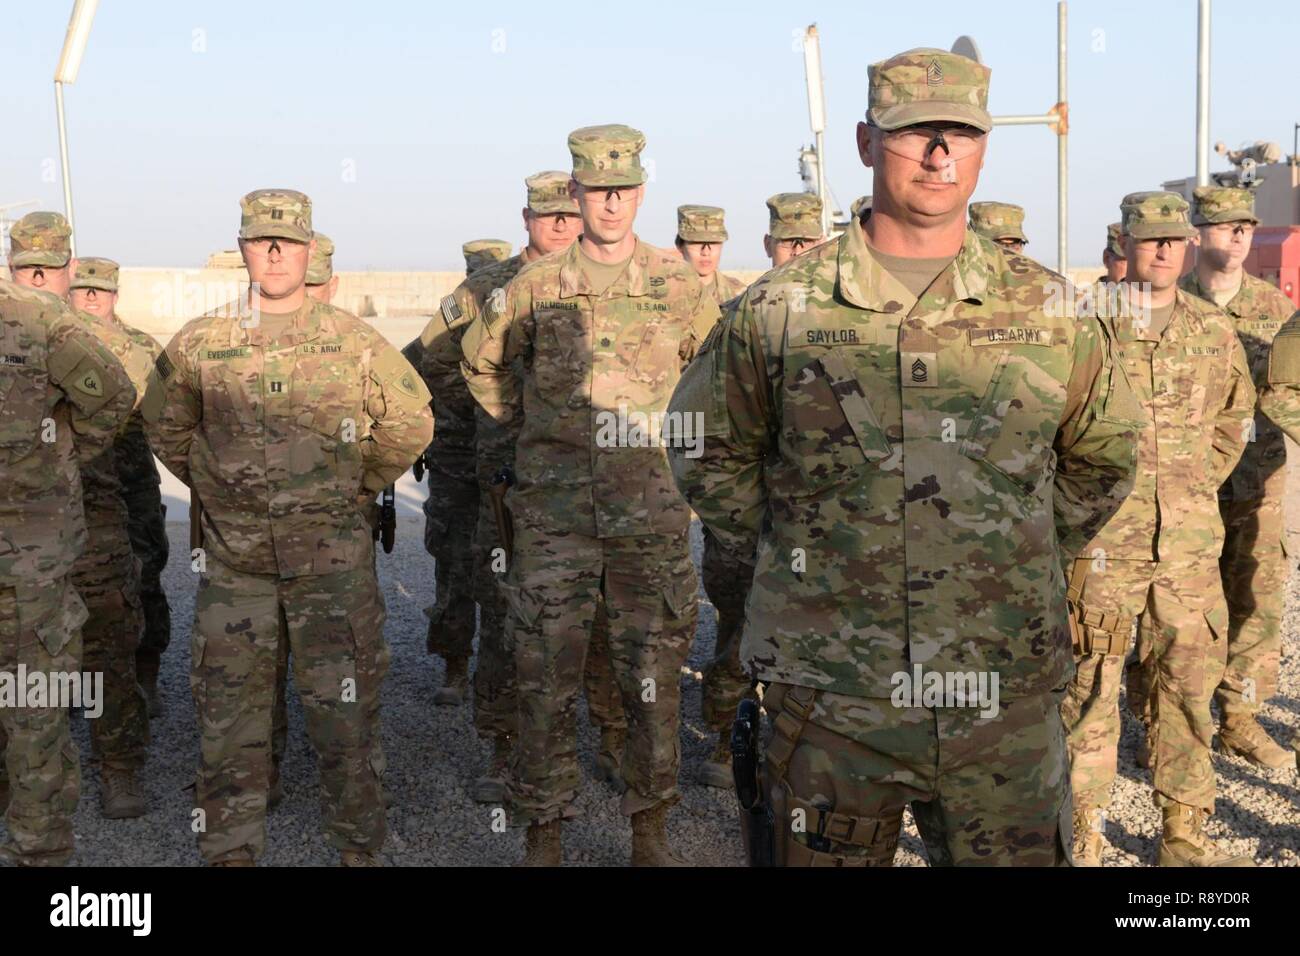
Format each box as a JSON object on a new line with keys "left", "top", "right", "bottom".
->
{"left": 761, "top": 682, "right": 1070, "bottom": 866}
{"left": 699, "top": 527, "right": 754, "bottom": 733}
{"left": 1214, "top": 495, "right": 1287, "bottom": 717}
{"left": 470, "top": 493, "right": 625, "bottom": 742}
{"left": 1063, "top": 559, "right": 1228, "bottom": 814}
{"left": 0, "top": 578, "right": 86, "bottom": 866}
{"left": 191, "top": 557, "right": 389, "bottom": 864}
{"left": 125, "top": 486, "right": 172, "bottom": 670}
{"left": 70, "top": 524, "right": 149, "bottom": 770}
{"left": 423, "top": 469, "right": 477, "bottom": 661}
{"left": 503, "top": 521, "right": 697, "bottom": 823}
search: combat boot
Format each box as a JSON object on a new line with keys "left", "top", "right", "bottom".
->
{"left": 631, "top": 803, "right": 687, "bottom": 866}
{"left": 522, "top": 820, "right": 562, "bottom": 866}
{"left": 340, "top": 850, "right": 382, "bottom": 867}
{"left": 1158, "top": 803, "right": 1254, "bottom": 867}
{"left": 594, "top": 725, "right": 626, "bottom": 793}
{"left": 101, "top": 767, "right": 147, "bottom": 819}
{"left": 1071, "top": 807, "right": 1104, "bottom": 867}
{"left": 433, "top": 654, "right": 469, "bottom": 706}
{"left": 472, "top": 735, "right": 510, "bottom": 804}
{"left": 697, "top": 729, "right": 733, "bottom": 789}
{"left": 136, "top": 657, "right": 163, "bottom": 719}
{"left": 1216, "top": 715, "right": 1297, "bottom": 771}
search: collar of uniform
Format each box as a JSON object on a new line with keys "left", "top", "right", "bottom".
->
{"left": 234, "top": 297, "right": 319, "bottom": 346}
{"left": 836, "top": 221, "right": 988, "bottom": 312}
{"left": 1181, "top": 269, "right": 1246, "bottom": 317}
{"left": 558, "top": 236, "right": 649, "bottom": 298}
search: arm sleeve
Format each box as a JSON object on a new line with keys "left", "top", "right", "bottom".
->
{"left": 1258, "top": 310, "right": 1300, "bottom": 441}
{"left": 362, "top": 339, "right": 435, "bottom": 493}
{"left": 1209, "top": 332, "right": 1258, "bottom": 484}
{"left": 1052, "top": 314, "right": 1143, "bottom": 557}
{"left": 140, "top": 332, "right": 200, "bottom": 485}
{"left": 666, "top": 296, "right": 773, "bottom": 559}
{"left": 46, "top": 310, "right": 137, "bottom": 464}
{"left": 460, "top": 277, "right": 529, "bottom": 429}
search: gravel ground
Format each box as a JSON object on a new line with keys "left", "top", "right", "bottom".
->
{"left": 6, "top": 500, "right": 1297, "bottom": 867}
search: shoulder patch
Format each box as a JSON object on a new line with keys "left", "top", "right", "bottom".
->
{"left": 155, "top": 350, "right": 175, "bottom": 380}
{"left": 441, "top": 295, "right": 462, "bottom": 329}
{"left": 74, "top": 367, "right": 105, "bottom": 397}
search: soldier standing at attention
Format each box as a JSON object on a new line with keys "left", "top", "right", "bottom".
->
{"left": 7, "top": 219, "right": 156, "bottom": 820}
{"left": 668, "top": 48, "right": 1142, "bottom": 866}
{"left": 0, "top": 273, "right": 136, "bottom": 864}
{"left": 461, "top": 125, "right": 719, "bottom": 865}
{"left": 67, "top": 260, "right": 173, "bottom": 722}
{"left": 673, "top": 202, "right": 753, "bottom": 788}
{"left": 968, "top": 201, "right": 1028, "bottom": 254}
{"left": 1064, "top": 191, "right": 1256, "bottom": 867}
{"left": 1101, "top": 222, "right": 1127, "bottom": 284}
{"left": 305, "top": 232, "right": 338, "bottom": 303}
{"left": 143, "top": 189, "right": 432, "bottom": 866}
{"left": 763, "top": 193, "right": 824, "bottom": 267}
{"left": 1178, "top": 186, "right": 1297, "bottom": 770}
{"left": 675, "top": 205, "right": 746, "bottom": 305}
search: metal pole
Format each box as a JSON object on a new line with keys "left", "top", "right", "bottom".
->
{"left": 1196, "top": 0, "right": 1211, "bottom": 187}
{"left": 815, "top": 130, "right": 830, "bottom": 234}
{"left": 54, "top": 80, "right": 76, "bottom": 256}
{"left": 1057, "top": 1, "right": 1068, "bottom": 275}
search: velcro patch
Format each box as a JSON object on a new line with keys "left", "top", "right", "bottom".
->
{"left": 155, "top": 350, "right": 174, "bottom": 379}
{"left": 968, "top": 327, "right": 1055, "bottom": 347}
{"left": 901, "top": 351, "right": 938, "bottom": 388}
{"left": 1268, "top": 331, "right": 1300, "bottom": 384}
{"left": 75, "top": 368, "right": 104, "bottom": 397}
{"left": 440, "top": 295, "right": 461, "bottom": 329}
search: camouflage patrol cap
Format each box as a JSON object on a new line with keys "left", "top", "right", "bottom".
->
{"left": 8, "top": 211, "right": 72, "bottom": 268}
{"left": 306, "top": 232, "right": 335, "bottom": 285}
{"left": 677, "top": 205, "right": 729, "bottom": 243}
{"left": 568, "top": 124, "right": 648, "bottom": 187}
{"left": 868, "top": 48, "right": 992, "bottom": 133}
{"left": 1121, "top": 191, "right": 1197, "bottom": 240}
{"left": 70, "top": 257, "right": 120, "bottom": 292}
{"left": 526, "top": 170, "right": 579, "bottom": 215}
{"left": 239, "top": 188, "right": 313, "bottom": 242}
{"left": 969, "top": 202, "right": 1027, "bottom": 243}
{"left": 1191, "top": 185, "right": 1259, "bottom": 226}
{"left": 767, "top": 193, "right": 824, "bottom": 240}
{"left": 850, "top": 195, "right": 873, "bottom": 218}
{"left": 463, "top": 239, "right": 513, "bottom": 274}
{"left": 1106, "top": 222, "right": 1126, "bottom": 258}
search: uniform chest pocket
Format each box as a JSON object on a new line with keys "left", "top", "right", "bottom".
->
{"left": 291, "top": 356, "right": 365, "bottom": 443}
{"left": 0, "top": 365, "right": 49, "bottom": 459}
{"left": 629, "top": 320, "right": 680, "bottom": 388}
{"left": 782, "top": 348, "right": 892, "bottom": 493}
{"left": 533, "top": 309, "right": 588, "bottom": 401}
{"left": 1186, "top": 345, "right": 1228, "bottom": 424}
{"left": 199, "top": 362, "right": 257, "bottom": 449}
{"left": 959, "top": 351, "right": 1055, "bottom": 493}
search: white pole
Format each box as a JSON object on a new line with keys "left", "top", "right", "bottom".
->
{"left": 1196, "top": 0, "right": 1211, "bottom": 187}
{"left": 55, "top": 80, "right": 76, "bottom": 256}
{"left": 1057, "top": 1, "right": 1068, "bottom": 274}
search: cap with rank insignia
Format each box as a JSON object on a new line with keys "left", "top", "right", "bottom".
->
{"left": 868, "top": 48, "right": 992, "bottom": 133}
{"left": 239, "top": 188, "right": 313, "bottom": 242}
{"left": 8, "top": 211, "right": 73, "bottom": 268}
{"left": 766, "top": 193, "right": 824, "bottom": 240}
{"left": 526, "top": 170, "right": 579, "bottom": 215}
{"left": 676, "top": 205, "right": 729, "bottom": 243}
{"left": 462, "top": 239, "right": 513, "bottom": 275}
{"left": 1190, "top": 185, "right": 1259, "bottom": 226}
{"left": 969, "top": 202, "right": 1027, "bottom": 243}
{"left": 307, "top": 232, "right": 335, "bottom": 285}
{"left": 568, "top": 124, "right": 648, "bottom": 187}
{"left": 1121, "top": 191, "right": 1197, "bottom": 240}
{"left": 70, "top": 257, "right": 120, "bottom": 292}
{"left": 1106, "top": 222, "right": 1126, "bottom": 258}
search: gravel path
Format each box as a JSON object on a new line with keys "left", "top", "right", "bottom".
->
{"left": 6, "top": 499, "right": 1297, "bottom": 866}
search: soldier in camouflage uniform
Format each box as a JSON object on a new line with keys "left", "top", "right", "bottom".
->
{"left": 0, "top": 270, "right": 137, "bottom": 864}
{"left": 669, "top": 49, "right": 1142, "bottom": 867}
{"left": 66, "top": 260, "right": 173, "bottom": 723}
{"left": 672, "top": 204, "right": 754, "bottom": 788}
{"left": 969, "top": 202, "right": 1028, "bottom": 255}
{"left": 6, "top": 220, "right": 157, "bottom": 820}
{"left": 764, "top": 193, "right": 824, "bottom": 268}
{"left": 1100, "top": 222, "right": 1127, "bottom": 284}
{"left": 463, "top": 239, "right": 513, "bottom": 276}
{"left": 1064, "top": 192, "right": 1257, "bottom": 867}
{"left": 306, "top": 232, "right": 338, "bottom": 304}
{"left": 415, "top": 171, "right": 600, "bottom": 803}
{"left": 462, "top": 126, "right": 719, "bottom": 865}
{"left": 850, "top": 195, "right": 873, "bottom": 222}
{"left": 1178, "top": 187, "right": 1297, "bottom": 770}
{"left": 142, "top": 190, "right": 432, "bottom": 866}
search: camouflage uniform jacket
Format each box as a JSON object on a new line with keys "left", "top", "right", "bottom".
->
{"left": 112, "top": 322, "right": 164, "bottom": 494}
{"left": 1078, "top": 285, "right": 1255, "bottom": 562}
{"left": 0, "top": 281, "right": 137, "bottom": 582}
{"left": 1259, "top": 310, "right": 1300, "bottom": 440}
{"left": 667, "top": 225, "right": 1143, "bottom": 700}
{"left": 1179, "top": 270, "right": 1296, "bottom": 502}
{"left": 705, "top": 272, "right": 747, "bottom": 306}
{"left": 419, "top": 251, "right": 537, "bottom": 479}
{"left": 143, "top": 299, "right": 433, "bottom": 577}
{"left": 461, "top": 237, "right": 720, "bottom": 538}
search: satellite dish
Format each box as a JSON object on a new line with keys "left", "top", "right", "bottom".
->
{"left": 952, "top": 35, "right": 982, "bottom": 63}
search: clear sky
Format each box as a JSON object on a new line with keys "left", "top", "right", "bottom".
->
{"left": 4, "top": 0, "right": 1296, "bottom": 271}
